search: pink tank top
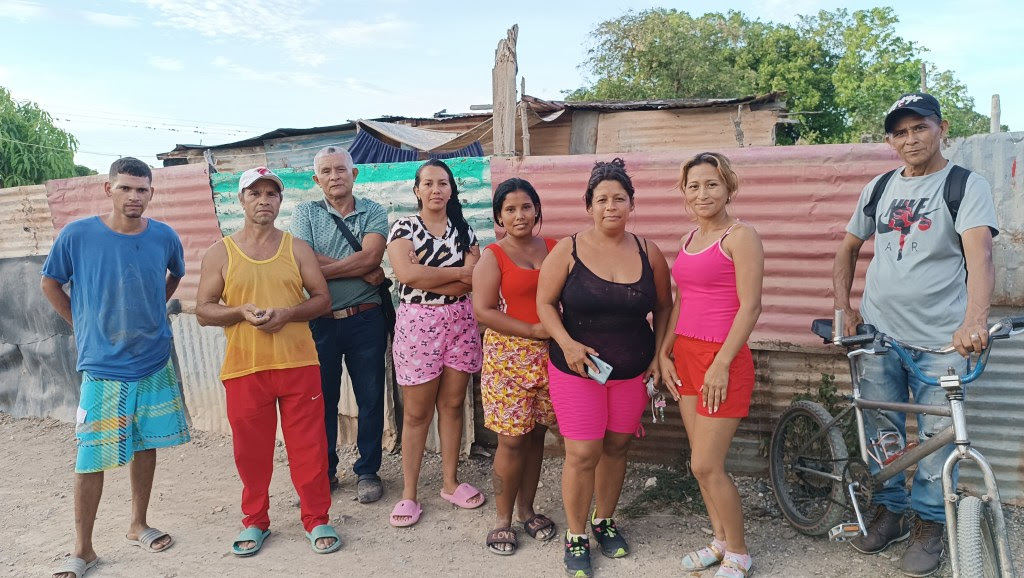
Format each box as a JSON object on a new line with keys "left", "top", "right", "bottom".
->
{"left": 672, "top": 224, "right": 740, "bottom": 343}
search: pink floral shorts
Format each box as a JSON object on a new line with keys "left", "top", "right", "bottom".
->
{"left": 393, "top": 298, "right": 483, "bottom": 386}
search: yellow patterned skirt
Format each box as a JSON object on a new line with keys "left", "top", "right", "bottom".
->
{"left": 480, "top": 329, "right": 556, "bottom": 436}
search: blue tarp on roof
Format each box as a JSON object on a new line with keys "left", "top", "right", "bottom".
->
{"left": 348, "top": 130, "right": 483, "bottom": 165}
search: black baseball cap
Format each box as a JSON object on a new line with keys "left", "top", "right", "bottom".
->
{"left": 884, "top": 92, "right": 942, "bottom": 133}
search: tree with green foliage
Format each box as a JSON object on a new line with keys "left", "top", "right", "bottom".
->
{"left": 568, "top": 7, "right": 1002, "bottom": 144}
{"left": 0, "top": 86, "right": 78, "bottom": 187}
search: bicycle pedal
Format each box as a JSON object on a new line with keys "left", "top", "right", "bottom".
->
{"left": 828, "top": 523, "right": 863, "bottom": 542}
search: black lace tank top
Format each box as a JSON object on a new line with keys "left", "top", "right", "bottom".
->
{"left": 549, "top": 233, "right": 657, "bottom": 380}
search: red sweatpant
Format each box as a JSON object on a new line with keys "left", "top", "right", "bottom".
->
{"left": 224, "top": 365, "right": 330, "bottom": 533}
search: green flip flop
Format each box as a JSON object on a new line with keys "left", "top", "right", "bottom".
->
{"left": 231, "top": 527, "right": 270, "bottom": 557}
{"left": 306, "top": 524, "right": 342, "bottom": 554}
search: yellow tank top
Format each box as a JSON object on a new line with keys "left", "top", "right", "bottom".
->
{"left": 219, "top": 232, "right": 319, "bottom": 381}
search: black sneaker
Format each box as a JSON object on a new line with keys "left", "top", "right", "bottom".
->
{"left": 850, "top": 506, "right": 910, "bottom": 554}
{"left": 564, "top": 533, "right": 593, "bottom": 577}
{"left": 590, "top": 516, "right": 629, "bottom": 558}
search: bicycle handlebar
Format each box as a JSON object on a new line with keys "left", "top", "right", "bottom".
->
{"left": 810, "top": 316, "right": 1024, "bottom": 386}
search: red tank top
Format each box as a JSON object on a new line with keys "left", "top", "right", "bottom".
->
{"left": 672, "top": 224, "right": 740, "bottom": 343}
{"left": 486, "top": 238, "right": 557, "bottom": 324}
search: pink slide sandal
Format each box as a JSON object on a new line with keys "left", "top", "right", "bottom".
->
{"left": 389, "top": 499, "right": 422, "bottom": 527}
{"left": 440, "top": 483, "right": 486, "bottom": 509}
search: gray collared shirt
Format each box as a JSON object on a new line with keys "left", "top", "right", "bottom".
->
{"left": 290, "top": 196, "right": 389, "bottom": 310}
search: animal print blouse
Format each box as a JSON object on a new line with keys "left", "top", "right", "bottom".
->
{"left": 387, "top": 215, "right": 479, "bottom": 305}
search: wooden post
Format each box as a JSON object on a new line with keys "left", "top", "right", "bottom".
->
{"left": 519, "top": 77, "right": 531, "bottom": 156}
{"left": 991, "top": 94, "right": 1001, "bottom": 133}
{"left": 920, "top": 62, "right": 927, "bottom": 93}
{"left": 492, "top": 25, "right": 518, "bottom": 156}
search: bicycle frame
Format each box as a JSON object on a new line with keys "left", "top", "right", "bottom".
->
{"left": 845, "top": 345, "right": 1015, "bottom": 578}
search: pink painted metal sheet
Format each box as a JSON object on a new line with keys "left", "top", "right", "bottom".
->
{"left": 44, "top": 163, "right": 222, "bottom": 303}
{"left": 491, "top": 144, "right": 901, "bottom": 348}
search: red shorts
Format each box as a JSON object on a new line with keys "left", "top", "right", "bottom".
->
{"left": 673, "top": 335, "right": 754, "bottom": 418}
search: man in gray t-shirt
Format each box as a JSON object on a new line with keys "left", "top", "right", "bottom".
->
{"left": 832, "top": 92, "right": 998, "bottom": 577}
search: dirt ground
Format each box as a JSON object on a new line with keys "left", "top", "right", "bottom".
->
{"left": 2, "top": 412, "right": 1021, "bottom": 578}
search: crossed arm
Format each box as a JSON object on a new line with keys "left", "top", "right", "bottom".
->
{"left": 386, "top": 237, "right": 478, "bottom": 297}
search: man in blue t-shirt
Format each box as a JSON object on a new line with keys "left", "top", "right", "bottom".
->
{"left": 41, "top": 157, "right": 190, "bottom": 578}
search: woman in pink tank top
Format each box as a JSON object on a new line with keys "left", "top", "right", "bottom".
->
{"left": 658, "top": 153, "right": 764, "bottom": 577}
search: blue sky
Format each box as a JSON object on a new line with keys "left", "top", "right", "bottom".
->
{"left": 1, "top": 0, "right": 1019, "bottom": 172}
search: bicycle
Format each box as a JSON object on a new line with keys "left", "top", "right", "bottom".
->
{"left": 768, "top": 312, "right": 1024, "bottom": 578}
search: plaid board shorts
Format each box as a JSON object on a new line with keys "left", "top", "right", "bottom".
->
{"left": 75, "top": 358, "right": 191, "bottom": 473}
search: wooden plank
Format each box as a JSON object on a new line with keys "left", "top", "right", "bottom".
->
{"left": 491, "top": 25, "right": 518, "bottom": 156}
{"left": 569, "top": 110, "right": 599, "bottom": 155}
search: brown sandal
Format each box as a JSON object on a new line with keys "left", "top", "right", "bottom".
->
{"left": 521, "top": 514, "right": 557, "bottom": 541}
{"left": 486, "top": 527, "right": 518, "bottom": 556}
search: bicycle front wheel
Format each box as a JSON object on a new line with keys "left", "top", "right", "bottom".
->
{"left": 956, "top": 495, "right": 1000, "bottom": 578}
{"left": 769, "top": 400, "right": 849, "bottom": 535}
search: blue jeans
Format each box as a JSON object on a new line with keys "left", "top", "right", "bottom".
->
{"left": 310, "top": 306, "right": 388, "bottom": 478}
{"left": 856, "top": 349, "right": 968, "bottom": 522}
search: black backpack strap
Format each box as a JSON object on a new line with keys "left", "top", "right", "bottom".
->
{"left": 943, "top": 164, "right": 970, "bottom": 225}
{"left": 863, "top": 169, "right": 899, "bottom": 221}
{"left": 318, "top": 200, "right": 362, "bottom": 251}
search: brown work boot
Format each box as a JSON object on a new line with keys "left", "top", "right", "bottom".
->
{"left": 900, "top": 519, "right": 945, "bottom": 577}
{"left": 850, "top": 506, "right": 910, "bottom": 554}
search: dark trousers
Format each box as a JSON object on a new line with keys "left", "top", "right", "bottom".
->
{"left": 310, "top": 306, "right": 388, "bottom": 478}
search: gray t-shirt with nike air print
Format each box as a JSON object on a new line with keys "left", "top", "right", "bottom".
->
{"left": 846, "top": 160, "right": 998, "bottom": 348}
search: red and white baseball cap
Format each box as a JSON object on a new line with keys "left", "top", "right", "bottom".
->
{"left": 238, "top": 166, "right": 284, "bottom": 194}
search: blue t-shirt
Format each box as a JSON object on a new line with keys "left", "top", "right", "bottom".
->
{"left": 42, "top": 216, "right": 185, "bottom": 380}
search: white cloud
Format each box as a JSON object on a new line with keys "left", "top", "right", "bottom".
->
{"left": 82, "top": 11, "right": 139, "bottom": 28}
{"left": 210, "top": 56, "right": 390, "bottom": 96}
{"left": 135, "top": 0, "right": 409, "bottom": 67}
{"left": 149, "top": 56, "right": 185, "bottom": 71}
{"left": 0, "top": 0, "right": 45, "bottom": 21}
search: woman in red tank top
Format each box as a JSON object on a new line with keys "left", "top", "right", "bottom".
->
{"left": 659, "top": 153, "right": 764, "bottom": 577}
{"left": 473, "top": 178, "right": 558, "bottom": 555}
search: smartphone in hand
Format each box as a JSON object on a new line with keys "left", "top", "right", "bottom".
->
{"left": 586, "top": 354, "right": 613, "bottom": 384}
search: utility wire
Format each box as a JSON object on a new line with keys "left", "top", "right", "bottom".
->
{"left": 0, "top": 134, "right": 133, "bottom": 158}
{"left": 53, "top": 113, "right": 253, "bottom": 135}
{"left": 48, "top": 106, "right": 274, "bottom": 131}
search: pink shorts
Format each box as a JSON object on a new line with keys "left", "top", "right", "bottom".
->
{"left": 393, "top": 298, "right": 483, "bottom": 386}
{"left": 547, "top": 362, "right": 649, "bottom": 440}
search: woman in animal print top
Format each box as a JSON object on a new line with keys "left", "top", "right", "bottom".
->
{"left": 385, "top": 159, "right": 485, "bottom": 527}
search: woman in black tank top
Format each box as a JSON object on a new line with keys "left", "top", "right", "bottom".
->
{"left": 537, "top": 159, "right": 672, "bottom": 577}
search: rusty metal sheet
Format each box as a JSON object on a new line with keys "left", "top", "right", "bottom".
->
{"left": 595, "top": 107, "right": 780, "bottom": 151}
{"left": 44, "top": 164, "right": 222, "bottom": 305}
{"left": 492, "top": 144, "right": 902, "bottom": 348}
{"left": 0, "top": 184, "right": 54, "bottom": 259}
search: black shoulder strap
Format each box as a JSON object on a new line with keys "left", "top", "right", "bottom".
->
{"left": 317, "top": 200, "right": 362, "bottom": 251}
{"left": 943, "top": 164, "right": 970, "bottom": 224}
{"left": 863, "top": 169, "right": 899, "bottom": 221}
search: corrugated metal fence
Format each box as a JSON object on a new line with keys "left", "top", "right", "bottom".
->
{"left": 1, "top": 134, "right": 1021, "bottom": 501}
{"left": 491, "top": 136, "right": 1024, "bottom": 502}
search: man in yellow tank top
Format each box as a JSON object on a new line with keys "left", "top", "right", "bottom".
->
{"left": 196, "top": 167, "right": 341, "bottom": 556}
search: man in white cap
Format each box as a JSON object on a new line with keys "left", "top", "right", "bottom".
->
{"left": 832, "top": 93, "right": 998, "bottom": 576}
{"left": 196, "top": 166, "right": 341, "bottom": 556}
